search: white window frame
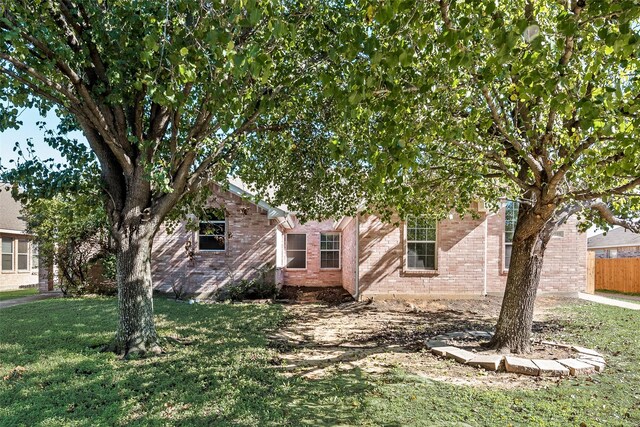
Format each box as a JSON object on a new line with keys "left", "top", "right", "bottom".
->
{"left": 405, "top": 216, "right": 437, "bottom": 271}
{"left": 31, "top": 244, "right": 39, "bottom": 271}
{"left": 1, "top": 237, "right": 14, "bottom": 273}
{"left": 198, "top": 211, "right": 226, "bottom": 252}
{"left": 320, "top": 232, "right": 341, "bottom": 270}
{"left": 504, "top": 200, "right": 519, "bottom": 271}
{"left": 17, "top": 239, "right": 29, "bottom": 272}
{"left": 286, "top": 233, "right": 307, "bottom": 270}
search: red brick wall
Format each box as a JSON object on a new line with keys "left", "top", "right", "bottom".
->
{"left": 340, "top": 218, "right": 357, "bottom": 296}
{"left": 152, "top": 184, "right": 277, "bottom": 296}
{"left": 358, "top": 208, "right": 587, "bottom": 299}
{"left": 282, "top": 220, "right": 342, "bottom": 287}
{"left": 358, "top": 212, "right": 487, "bottom": 297}
{"left": 485, "top": 207, "right": 586, "bottom": 294}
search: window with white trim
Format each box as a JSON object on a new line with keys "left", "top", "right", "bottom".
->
{"left": 406, "top": 216, "right": 436, "bottom": 270}
{"left": 17, "top": 239, "right": 28, "bottom": 271}
{"left": 198, "top": 209, "right": 226, "bottom": 251}
{"left": 286, "top": 234, "right": 306, "bottom": 269}
{"left": 32, "top": 244, "right": 39, "bottom": 271}
{"left": 320, "top": 233, "right": 340, "bottom": 269}
{"left": 504, "top": 200, "right": 519, "bottom": 269}
{"left": 2, "top": 238, "right": 13, "bottom": 271}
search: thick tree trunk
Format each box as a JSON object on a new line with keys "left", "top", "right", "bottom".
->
{"left": 111, "top": 225, "right": 161, "bottom": 357}
{"left": 490, "top": 211, "right": 553, "bottom": 353}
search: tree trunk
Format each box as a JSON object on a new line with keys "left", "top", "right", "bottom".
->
{"left": 111, "top": 225, "right": 161, "bottom": 357}
{"left": 490, "top": 214, "right": 552, "bottom": 353}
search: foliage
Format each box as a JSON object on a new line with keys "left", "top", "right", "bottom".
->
{"left": 0, "top": 0, "right": 367, "bottom": 353}
{"left": 0, "top": 0, "right": 363, "bottom": 222}
{"left": 0, "top": 288, "right": 37, "bottom": 301}
{"left": 364, "top": 0, "right": 640, "bottom": 225}
{"left": 1, "top": 298, "right": 639, "bottom": 425}
{"left": 214, "top": 264, "right": 278, "bottom": 302}
{"left": 20, "top": 191, "right": 111, "bottom": 297}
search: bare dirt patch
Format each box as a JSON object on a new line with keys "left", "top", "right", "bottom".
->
{"left": 269, "top": 296, "right": 587, "bottom": 389}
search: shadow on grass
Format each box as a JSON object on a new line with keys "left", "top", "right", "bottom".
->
{"left": 0, "top": 298, "right": 372, "bottom": 426}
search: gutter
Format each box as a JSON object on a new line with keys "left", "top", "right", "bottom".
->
{"left": 588, "top": 244, "right": 640, "bottom": 250}
{"left": 0, "top": 228, "right": 30, "bottom": 235}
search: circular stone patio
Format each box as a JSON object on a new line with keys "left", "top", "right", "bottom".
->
{"left": 427, "top": 331, "right": 606, "bottom": 376}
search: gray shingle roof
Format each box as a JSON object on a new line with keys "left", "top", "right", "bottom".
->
{"left": 588, "top": 227, "right": 640, "bottom": 249}
{"left": 0, "top": 186, "right": 27, "bottom": 232}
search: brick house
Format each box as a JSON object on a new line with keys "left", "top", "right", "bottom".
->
{"left": 0, "top": 187, "right": 39, "bottom": 291}
{"left": 152, "top": 183, "right": 587, "bottom": 299}
{"left": 588, "top": 227, "right": 640, "bottom": 259}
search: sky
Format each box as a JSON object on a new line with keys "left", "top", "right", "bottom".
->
{"left": 0, "top": 107, "right": 83, "bottom": 169}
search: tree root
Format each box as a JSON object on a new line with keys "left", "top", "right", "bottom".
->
{"left": 100, "top": 338, "right": 164, "bottom": 359}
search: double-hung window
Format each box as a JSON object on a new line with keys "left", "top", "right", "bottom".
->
{"left": 504, "top": 200, "right": 519, "bottom": 269}
{"left": 286, "top": 234, "right": 306, "bottom": 269}
{"left": 2, "top": 238, "right": 13, "bottom": 271}
{"left": 32, "top": 244, "right": 39, "bottom": 271}
{"left": 406, "top": 216, "right": 437, "bottom": 270}
{"left": 17, "top": 239, "right": 29, "bottom": 271}
{"left": 199, "top": 209, "right": 226, "bottom": 251}
{"left": 320, "top": 233, "right": 340, "bottom": 269}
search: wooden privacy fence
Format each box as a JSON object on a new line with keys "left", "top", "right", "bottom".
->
{"left": 594, "top": 257, "right": 640, "bottom": 294}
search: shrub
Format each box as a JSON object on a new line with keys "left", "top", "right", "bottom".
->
{"left": 214, "top": 279, "right": 278, "bottom": 302}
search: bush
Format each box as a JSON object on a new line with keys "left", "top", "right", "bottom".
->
{"left": 214, "top": 279, "right": 278, "bottom": 302}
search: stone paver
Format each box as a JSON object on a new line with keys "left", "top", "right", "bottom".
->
{"left": 447, "top": 331, "right": 471, "bottom": 339}
{"left": 558, "top": 359, "right": 596, "bottom": 375}
{"left": 572, "top": 346, "right": 602, "bottom": 357}
{"left": 577, "top": 354, "right": 606, "bottom": 365}
{"left": 468, "top": 331, "right": 493, "bottom": 339}
{"left": 444, "top": 348, "right": 476, "bottom": 364}
{"left": 426, "top": 340, "right": 447, "bottom": 349}
{"left": 431, "top": 346, "right": 459, "bottom": 357}
{"left": 504, "top": 356, "right": 540, "bottom": 376}
{"left": 427, "top": 330, "right": 605, "bottom": 378}
{"left": 467, "top": 354, "right": 504, "bottom": 371}
{"left": 579, "top": 358, "right": 606, "bottom": 372}
{"left": 532, "top": 359, "right": 569, "bottom": 376}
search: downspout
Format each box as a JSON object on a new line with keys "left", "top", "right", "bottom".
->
{"left": 483, "top": 214, "right": 488, "bottom": 296}
{"left": 355, "top": 215, "right": 360, "bottom": 300}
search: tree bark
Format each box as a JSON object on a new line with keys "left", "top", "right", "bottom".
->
{"left": 111, "top": 223, "right": 161, "bottom": 357}
{"left": 489, "top": 209, "right": 552, "bottom": 353}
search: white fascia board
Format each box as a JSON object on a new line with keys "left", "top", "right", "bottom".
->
{"left": 226, "top": 182, "right": 288, "bottom": 219}
{"left": 588, "top": 243, "right": 640, "bottom": 250}
{"left": 0, "top": 229, "right": 30, "bottom": 235}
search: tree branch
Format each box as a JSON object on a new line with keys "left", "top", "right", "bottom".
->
{"left": 589, "top": 200, "right": 640, "bottom": 233}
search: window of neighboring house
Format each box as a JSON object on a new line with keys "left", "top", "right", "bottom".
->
{"left": 608, "top": 249, "right": 618, "bottom": 258}
{"left": 286, "top": 234, "right": 306, "bottom": 269}
{"left": 320, "top": 233, "right": 341, "bottom": 269}
{"left": 198, "top": 209, "right": 226, "bottom": 251}
{"left": 17, "top": 239, "right": 29, "bottom": 271}
{"left": 504, "top": 200, "right": 519, "bottom": 270}
{"left": 32, "top": 244, "right": 39, "bottom": 271}
{"left": 406, "top": 216, "right": 437, "bottom": 270}
{"left": 2, "top": 238, "right": 13, "bottom": 271}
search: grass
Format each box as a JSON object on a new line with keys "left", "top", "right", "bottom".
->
{"left": 1, "top": 298, "right": 639, "bottom": 426}
{"left": 0, "top": 288, "right": 38, "bottom": 301}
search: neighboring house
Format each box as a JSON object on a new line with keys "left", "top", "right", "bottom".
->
{"left": 0, "top": 187, "right": 39, "bottom": 291}
{"left": 588, "top": 227, "right": 640, "bottom": 259}
{"left": 152, "top": 183, "right": 587, "bottom": 299}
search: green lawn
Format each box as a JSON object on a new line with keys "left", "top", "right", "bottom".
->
{"left": 0, "top": 288, "right": 38, "bottom": 301}
{"left": 1, "top": 298, "right": 639, "bottom": 426}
